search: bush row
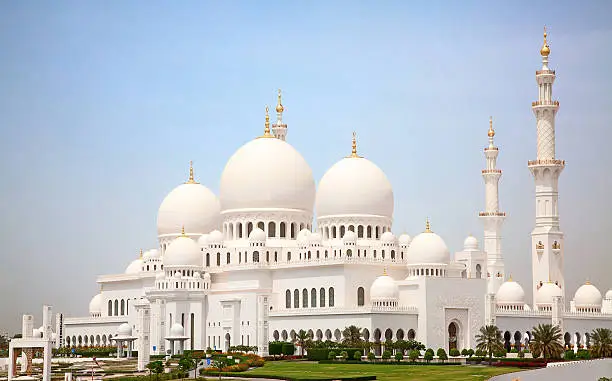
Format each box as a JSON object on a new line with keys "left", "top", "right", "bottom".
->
{"left": 202, "top": 373, "right": 376, "bottom": 381}
{"left": 307, "top": 348, "right": 363, "bottom": 361}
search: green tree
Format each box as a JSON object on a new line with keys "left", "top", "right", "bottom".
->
{"left": 408, "top": 349, "right": 420, "bottom": 362}
{"left": 590, "top": 328, "right": 612, "bottom": 358}
{"left": 210, "top": 358, "right": 227, "bottom": 381}
{"left": 475, "top": 325, "right": 504, "bottom": 364}
{"left": 353, "top": 351, "right": 362, "bottom": 361}
{"left": 367, "top": 351, "right": 375, "bottom": 361}
{"left": 530, "top": 324, "right": 564, "bottom": 359}
{"left": 342, "top": 325, "right": 364, "bottom": 348}
{"left": 382, "top": 350, "right": 391, "bottom": 360}
{"left": 178, "top": 353, "right": 196, "bottom": 379}
{"left": 294, "top": 330, "right": 309, "bottom": 357}
{"left": 328, "top": 350, "right": 337, "bottom": 360}
{"left": 146, "top": 361, "right": 164, "bottom": 381}
{"left": 394, "top": 352, "right": 403, "bottom": 362}
{"left": 423, "top": 351, "right": 433, "bottom": 363}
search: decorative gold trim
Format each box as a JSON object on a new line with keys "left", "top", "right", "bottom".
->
{"left": 424, "top": 217, "right": 432, "bottom": 233}
{"left": 181, "top": 225, "right": 186, "bottom": 236}
{"left": 347, "top": 131, "right": 362, "bottom": 158}
{"left": 488, "top": 116, "right": 495, "bottom": 138}
{"left": 185, "top": 160, "right": 199, "bottom": 184}
{"left": 275, "top": 89, "right": 284, "bottom": 113}
{"left": 258, "top": 105, "right": 274, "bottom": 138}
{"left": 540, "top": 26, "right": 550, "bottom": 57}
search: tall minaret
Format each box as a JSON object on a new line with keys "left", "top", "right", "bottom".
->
{"left": 479, "top": 117, "right": 506, "bottom": 294}
{"left": 529, "top": 27, "right": 565, "bottom": 304}
{"left": 272, "top": 89, "right": 287, "bottom": 141}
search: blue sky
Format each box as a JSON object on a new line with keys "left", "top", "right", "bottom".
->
{"left": 1, "top": 1, "right": 611, "bottom": 333}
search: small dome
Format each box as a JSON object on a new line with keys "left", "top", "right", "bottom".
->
{"left": 170, "top": 323, "right": 184, "bottom": 337}
{"left": 89, "top": 294, "right": 103, "bottom": 315}
{"left": 164, "top": 235, "right": 201, "bottom": 267}
{"left": 297, "top": 228, "right": 311, "bottom": 246}
{"left": 381, "top": 231, "right": 396, "bottom": 244}
{"left": 143, "top": 249, "right": 160, "bottom": 260}
{"left": 207, "top": 230, "right": 223, "bottom": 245}
{"left": 117, "top": 323, "right": 132, "bottom": 337}
{"left": 398, "top": 234, "right": 412, "bottom": 246}
{"left": 316, "top": 157, "right": 393, "bottom": 219}
{"left": 203, "top": 272, "right": 211, "bottom": 281}
{"left": 606, "top": 289, "right": 612, "bottom": 299}
{"left": 157, "top": 182, "right": 221, "bottom": 237}
{"left": 370, "top": 274, "right": 399, "bottom": 301}
{"left": 536, "top": 282, "right": 563, "bottom": 305}
{"left": 406, "top": 230, "right": 450, "bottom": 265}
{"left": 193, "top": 271, "right": 201, "bottom": 278}
{"left": 496, "top": 279, "right": 525, "bottom": 305}
{"left": 125, "top": 258, "right": 143, "bottom": 274}
{"left": 198, "top": 234, "right": 209, "bottom": 246}
{"left": 310, "top": 232, "right": 322, "bottom": 245}
{"left": 463, "top": 235, "right": 478, "bottom": 251}
{"left": 574, "top": 282, "right": 602, "bottom": 308}
{"left": 249, "top": 227, "right": 266, "bottom": 241}
{"left": 343, "top": 230, "right": 357, "bottom": 242}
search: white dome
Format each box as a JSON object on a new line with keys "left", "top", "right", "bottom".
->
{"left": 343, "top": 230, "right": 357, "bottom": 242}
{"left": 406, "top": 230, "right": 450, "bottom": 265}
{"left": 117, "top": 323, "right": 132, "bottom": 337}
{"left": 310, "top": 232, "right": 322, "bottom": 245}
{"left": 606, "top": 289, "right": 612, "bottom": 299}
{"left": 157, "top": 182, "right": 221, "bottom": 236}
{"left": 398, "top": 234, "right": 412, "bottom": 246}
{"left": 316, "top": 157, "right": 393, "bottom": 219}
{"left": 169, "top": 323, "right": 185, "bottom": 337}
{"left": 197, "top": 234, "right": 209, "bottom": 246}
{"left": 496, "top": 279, "right": 525, "bottom": 305}
{"left": 463, "top": 235, "right": 478, "bottom": 251}
{"left": 574, "top": 282, "right": 602, "bottom": 307}
{"left": 220, "top": 137, "right": 315, "bottom": 212}
{"left": 164, "top": 235, "right": 201, "bottom": 267}
{"left": 370, "top": 274, "right": 399, "bottom": 301}
{"left": 297, "top": 229, "right": 311, "bottom": 246}
{"left": 249, "top": 227, "right": 266, "bottom": 242}
{"left": 203, "top": 272, "right": 211, "bottom": 281}
{"left": 125, "top": 258, "right": 143, "bottom": 274}
{"left": 381, "top": 231, "right": 396, "bottom": 244}
{"left": 207, "top": 230, "right": 223, "bottom": 245}
{"left": 89, "top": 294, "right": 103, "bottom": 315}
{"left": 536, "top": 282, "right": 563, "bottom": 305}
{"left": 143, "top": 249, "right": 160, "bottom": 260}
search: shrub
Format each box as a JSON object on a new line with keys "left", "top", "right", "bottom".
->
{"left": 353, "top": 351, "right": 362, "bottom": 361}
{"left": 576, "top": 349, "right": 591, "bottom": 360}
{"left": 367, "top": 352, "right": 375, "bottom": 361}
{"left": 423, "top": 351, "right": 433, "bottom": 363}
{"left": 328, "top": 351, "right": 337, "bottom": 360}
{"left": 437, "top": 348, "right": 448, "bottom": 361}
{"left": 382, "top": 350, "right": 391, "bottom": 360}
{"left": 425, "top": 348, "right": 434, "bottom": 356}
{"left": 494, "top": 350, "right": 507, "bottom": 358}
{"left": 394, "top": 352, "right": 403, "bottom": 362}
{"left": 475, "top": 349, "right": 485, "bottom": 357}
{"left": 449, "top": 349, "right": 460, "bottom": 357}
{"left": 467, "top": 349, "right": 474, "bottom": 357}
{"left": 408, "top": 350, "right": 420, "bottom": 362}
{"left": 510, "top": 348, "right": 519, "bottom": 353}
{"left": 460, "top": 349, "right": 468, "bottom": 356}
{"left": 281, "top": 343, "right": 295, "bottom": 356}
{"left": 268, "top": 341, "right": 283, "bottom": 356}
{"left": 518, "top": 350, "right": 525, "bottom": 358}
{"left": 564, "top": 350, "right": 575, "bottom": 360}
{"left": 340, "top": 351, "right": 348, "bottom": 360}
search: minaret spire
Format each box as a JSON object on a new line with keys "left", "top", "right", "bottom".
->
{"left": 272, "top": 89, "right": 288, "bottom": 141}
{"left": 259, "top": 105, "right": 274, "bottom": 138}
{"left": 347, "top": 132, "right": 362, "bottom": 158}
{"left": 185, "top": 161, "right": 199, "bottom": 184}
{"left": 529, "top": 27, "right": 565, "bottom": 306}
{"left": 479, "top": 116, "right": 506, "bottom": 294}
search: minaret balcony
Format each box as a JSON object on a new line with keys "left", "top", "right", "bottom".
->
{"left": 528, "top": 159, "right": 565, "bottom": 166}
{"left": 484, "top": 147, "right": 499, "bottom": 152}
{"left": 531, "top": 100, "right": 559, "bottom": 107}
{"left": 478, "top": 211, "right": 506, "bottom": 217}
{"left": 481, "top": 169, "right": 502, "bottom": 174}
{"left": 536, "top": 69, "right": 555, "bottom": 75}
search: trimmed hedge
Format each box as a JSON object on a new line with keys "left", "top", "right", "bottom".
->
{"left": 204, "top": 374, "right": 376, "bottom": 381}
{"left": 318, "top": 360, "right": 461, "bottom": 366}
{"left": 307, "top": 348, "right": 363, "bottom": 361}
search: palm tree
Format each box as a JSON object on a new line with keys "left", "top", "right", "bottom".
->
{"left": 590, "top": 328, "right": 612, "bottom": 358}
{"left": 294, "top": 329, "right": 310, "bottom": 356}
{"left": 342, "top": 325, "right": 364, "bottom": 347}
{"left": 475, "top": 325, "right": 504, "bottom": 364}
{"left": 530, "top": 324, "right": 564, "bottom": 359}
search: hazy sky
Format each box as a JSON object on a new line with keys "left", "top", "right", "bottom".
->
{"left": 1, "top": 1, "right": 611, "bottom": 334}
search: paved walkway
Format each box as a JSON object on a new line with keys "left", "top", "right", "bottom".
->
{"left": 489, "top": 358, "right": 612, "bottom": 381}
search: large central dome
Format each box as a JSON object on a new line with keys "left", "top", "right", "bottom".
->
{"left": 220, "top": 136, "right": 315, "bottom": 213}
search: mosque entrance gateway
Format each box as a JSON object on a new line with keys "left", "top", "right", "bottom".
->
{"left": 448, "top": 322, "right": 458, "bottom": 351}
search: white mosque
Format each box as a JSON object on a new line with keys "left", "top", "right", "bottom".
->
{"left": 42, "top": 30, "right": 612, "bottom": 361}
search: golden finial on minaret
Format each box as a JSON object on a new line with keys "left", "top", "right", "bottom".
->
{"left": 508, "top": 274, "right": 513, "bottom": 282}
{"left": 488, "top": 116, "right": 495, "bottom": 138}
{"left": 139, "top": 249, "right": 143, "bottom": 259}
{"left": 185, "top": 160, "right": 199, "bottom": 184}
{"left": 347, "top": 131, "right": 361, "bottom": 158}
{"left": 383, "top": 267, "right": 388, "bottom": 276}
{"left": 181, "top": 225, "right": 186, "bottom": 236}
{"left": 585, "top": 279, "right": 591, "bottom": 285}
{"left": 424, "top": 218, "right": 432, "bottom": 233}
{"left": 259, "top": 105, "right": 273, "bottom": 138}
{"left": 540, "top": 26, "right": 550, "bottom": 57}
{"left": 275, "top": 89, "right": 284, "bottom": 113}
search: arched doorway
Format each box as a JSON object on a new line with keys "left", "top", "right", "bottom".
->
{"left": 448, "top": 322, "right": 458, "bottom": 351}
{"left": 224, "top": 333, "right": 231, "bottom": 352}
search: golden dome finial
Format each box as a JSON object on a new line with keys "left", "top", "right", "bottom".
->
{"left": 185, "top": 160, "right": 199, "bottom": 184}
{"left": 540, "top": 26, "right": 550, "bottom": 57}
{"left": 424, "top": 217, "right": 432, "bottom": 233}
{"left": 383, "top": 267, "right": 387, "bottom": 276}
{"left": 181, "top": 225, "right": 186, "bottom": 236}
{"left": 508, "top": 274, "right": 513, "bottom": 282}
{"left": 259, "top": 105, "right": 273, "bottom": 138}
{"left": 585, "top": 279, "right": 591, "bottom": 285}
{"left": 488, "top": 116, "right": 495, "bottom": 138}
{"left": 347, "top": 131, "right": 361, "bottom": 158}
{"left": 139, "top": 249, "right": 143, "bottom": 259}
{"left": 275, "top": 89, "right": 284, "bottom": 113}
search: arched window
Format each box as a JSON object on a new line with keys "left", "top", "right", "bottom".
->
{"left": 291, "top": 223, "right": 296, "bottom": 239}
{"left": 253, "top": 251, "right": 259, "bottom": 262}
{"left": 357, "top": 287, "right": 365, "bottom": 306}
{"left": 285, "top": 290, "right": 291, "bottom": 308}
{"left": 268, "top": 222, "right": 276, "bottom": 237}
{"left": 107, "top": 300, "right": 112, "bottom": 316}
{"left": 332, "top": 226, "right": 337, "bottom": 238}
{"left": 287, "top": 252, "right": 292, "bottom": 261}
{"left": 311, "top": 288, "right": 317, "bottom": 307}
{"left": 206, "top": 253, "right": 210, "bottom": 267}
{"left": 257, "top": 221, "right": 264, "bottom": 230}
{"left": 126, "top": 299, "right": 129, "bottom": 315}
{"left": 238, "top": 222, "right": 243, "bottom": 238}
{"left": 320, "top": 288, "right": 326, "bottom": 307}
{"left": 247, "top": 222, "right": 253, "bottom": 236}
{"left": 340, "top": 226, "right": 346, "bottom": 237}
{"left": 217, "top": 253, "right": 221, "bottom": 266}
{"left": 346, "top": 249, "right": 352, "bottom": 257}
{"left": 266, "top": 251, "right": 270, "bottom": 262}
{"left": 391, "top": 250, "right": 395, "bottom": 259}
{"left": 476, "top": 264, "right": 482, "bottom": 279}
{"left": 280, "top": 222, "right": 286, "bottom": 238}
{"left": 302, "top": 289, "right": 308, "bottom": 308}
{"left": 358, "top": 225, "right": 364, "bottom": 238}
{"left": 114, "top": 300, "right": 118, "bottom": 316}
{"left": 329, "top": 287, "right": 335, "bottom": 307}
{"left": 294, "top": 289, "right": 299, "bottom": 308}
{"left": 227, "top": 252, "right": 231, "bottom": 264}
{"left": 367, "top": 225, "right": 372, "bottom": 238}
{"left": 274, "top": 252, "right": 278, "bottom": 262}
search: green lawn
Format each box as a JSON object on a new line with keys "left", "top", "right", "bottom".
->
{"left": 245, "top": 361, "right": 520, "bottom": 381}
